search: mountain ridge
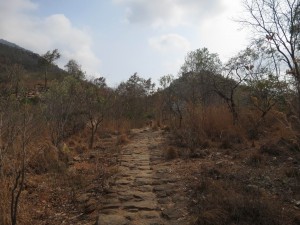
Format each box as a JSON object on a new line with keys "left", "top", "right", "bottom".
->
{"left": 0, "top": 38, "right": 32, "bottom": 52}
{"left": 0, "top": 38, "right": 64, "bottom": 75}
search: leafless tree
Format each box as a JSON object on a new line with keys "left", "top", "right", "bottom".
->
{"left": 241, "top": 0, "right": 300, "bottom": 116}
{"left": 83, "top": 80, "right": 113, "bottom": 149}
{"left": 5, "top": 64, "right": 24, "bottom": 98}
{"left": 0, "top": 95, "right": 39, "bottom": 225}
{"left": 44, "top": 77, "right": 81, "bottom": 146}
{"left": 213, "top": 48, "right": 256, "bottom": 124}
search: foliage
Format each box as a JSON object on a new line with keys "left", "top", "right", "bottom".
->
{"left": 180, "top": 47, "right": 222, "bottom": 75}
{"left": 115, "top": 73, "right": 155, "bottom": 126}
{"left": 64, "top": 59, "right": 85, "bottom": 80}
{"left": 43, "top": 76, "right": 84, "bottom": 146}
{"left": 40, "top": 49, "right": 61, "bottom": 88}
{"left": 83, "top": 79, "right": 113, "bottom": 148}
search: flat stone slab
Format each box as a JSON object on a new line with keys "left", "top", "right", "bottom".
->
{"left": 161, "top": 208, "right": 185, "bottom": 220}
{"left": 95, "top": 129, "right": 188, "bottom": 225}
{"left": 96, "top": 215, "right": 129, "bottom": 225}
{"left": 115, "top": 178, "right": 132, "bottom": 185}
{"left": 135, "top": 178, "right": 153, "bottom": 185}
{"left": 123, "top": 201, "right": 157, "bottom": 211}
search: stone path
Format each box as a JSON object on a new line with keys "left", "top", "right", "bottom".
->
{"left": 96, "top": 128, "right": 189, "bottom": 225}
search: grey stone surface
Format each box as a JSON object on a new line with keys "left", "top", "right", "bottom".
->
{"left": 96, "top": 129, "right": 189, "bottom": 225}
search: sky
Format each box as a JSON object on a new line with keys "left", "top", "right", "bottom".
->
{"left": 0, "top": 0, "right": 250, "bottom": 87}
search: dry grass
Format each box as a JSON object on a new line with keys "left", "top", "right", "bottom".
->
{"left": 164, "top": 146, "right": 178, "bottom": 160}
{"left": 285, "top": 167, "right": 300, "bottom": 178}
{"left": 191, "top": 178, "right": 289, "bottom": 225}
{"left": 0, "top": 180, "right": 11, "bottom": 225}
{"left": 247, "top": 150, "right": 263, "bottom": 167}
{"left": 20, "top": 131, "right": 119, "bottom": 225}
{"left": 162, "top": 125, "right": 171, "bottom": 132}
{"left": 169, "top": 106, "right": 245, "bottom": 152}
{"left": 28, "top": 143, "right": 68, "bottom": 174}
{"left": 117, "top": 134, "right": 129, "bottom": 145}
{"left": 152, "top": 122, "right": 159, "bottom": 131}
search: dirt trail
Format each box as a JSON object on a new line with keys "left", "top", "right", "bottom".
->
{"left": 96, "top": 128, "right": 189, "bottom": 225}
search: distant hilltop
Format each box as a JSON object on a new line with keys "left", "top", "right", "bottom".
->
{"left": 0, "top": 38, "right": 63, "bottom": 74}
{"left": 0, "top": 38, "right": 29, "bottom": 51}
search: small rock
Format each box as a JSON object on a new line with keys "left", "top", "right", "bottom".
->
{"left": 73, "top": 156, "right": 81, "bottom": 162}
{"left": 76, "top": 193, "right": 89, "bottom": 203}
{"left": 84, "top": 199, "right": 97, "bottom": 214}
{"left": 89, "top": 154, "right": 96, "bottom": 159}
{"left": 161, "top": 208, "right": 182, "bottom": 220}
{"left": 216, "top": 161, "right": 223, "bottom": 165}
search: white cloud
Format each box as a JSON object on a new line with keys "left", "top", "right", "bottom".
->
{"left": 0, "top": 0, "right": 101, "bottom": 76}
{"left": 163, "top": 58, "right": 185, "bottom": 75}
{"left": 149, "top": 34, "right": 190, "bottom": 53}
{"left": 113, "top": 0, "right": 224, "bottom": 28}
{"left": 197, "top": 0, "right": 250, "bottom": 62}
{"left": 0, "top": 0, "right": 37, "bottom": 12}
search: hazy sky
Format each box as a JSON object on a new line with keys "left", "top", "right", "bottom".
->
{"left": 0, "top": 0, "right": 250, "bottom": 86}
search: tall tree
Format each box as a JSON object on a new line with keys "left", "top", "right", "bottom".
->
{"left": 213, "top": 47, "right": 257, "bottom": 124}
{"left": 83, "top": 80, "right": 112, "bottom": 149}
{"left": 40, "top": 49, "right": 60, "bottom": 89}
{"left": 43, "top": 77, "right": 81, "bottom": 146}
{"left": 64, "top": 59, "right": 85, "bottom": 80}
{"left": 241, "top": 0, "right": 300, "bottom": 116}
{"left": 5, "top": 64, "right": 24, "bottom": 97}
{"left": 180, "top": 48, "right": 222, "bottom": 75}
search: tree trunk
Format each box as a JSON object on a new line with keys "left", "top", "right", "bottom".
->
{"left": 44, "top": 67, "right": 48, "bottom": 89}
{"left": 89, "top": 126, "right": 95, "bottom": 149}
{"left": 231, "top": 104, "right": 238, "bottom": 125}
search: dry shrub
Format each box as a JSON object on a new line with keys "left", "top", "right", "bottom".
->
{"left": 247, "top": 150, "right": 263, "bottom": 167}
{"left": 285, "top": 167, "right": 300, "bottom": 178}
{"left": 196, "top": 208, "right": 228, "bottom": 225}
{"left": 191, "top": 178, "right": 287, "bottom": 225}
{"left": 172, "top": 126, "right": 206, "bottom": 149}
{"left": 116, "top": 119, "right": 132, "bottom": 134}
{"left": 201, "top": 106, "right": 236, "bottom": 139}
{"left": 240, "top": 109, "right": 299, "bottom": 141}
{"left": 219, "top": 139, "right": 232, "bottom": 149}
{"left": 101, "top": 119, "right": 116, "bottom": 133}
{"left": 173, "top": 106, "right": 245, "bottom": 151}
{"left": 164, "top": 146, "right": 178, "bottom": 160}
{"left": 63, "top": 171, "right": 88, "bottom": 190}
{"left": 156, "top": 120, "right": 161, "bottom": 128}
{"left": 68, "top": 139, "right": 76, "bottom": 147}
{"left": 117, "top": 134, "right": 129, "bottom": 145}
{"left": 99, "top": 132, "right": 113, "bottom": 139}
{"left": 259, "top": 141, "right": 284, "bottom": 156}
{"left": 277, "top": 137, "right": 300, "bottom": 152}
{"left": 28, "top": 143, "right": 68, "bottom": 174}
{"left": 162, "top": 125, "right": 171, "bottom": 132}
{"left": 74, "top": 145, "right": 88, "bottom": 154}
{"left": 79, "top": 128, "right": 89, "bottom": 139}
{"left": 0, "top": 180, "right": 10, "bottom": 225}
{"left": 152, "top": 122, "right": 159, "bottom": 131}
{"left": 189, "top": 148, "right": 210, "bottom": 159}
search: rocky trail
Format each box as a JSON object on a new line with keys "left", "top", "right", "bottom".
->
{"left": 96, "top": 128, "right": 190, "bottom": 225}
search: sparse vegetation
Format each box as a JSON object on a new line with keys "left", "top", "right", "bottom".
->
{"left": 1, "top": 0, "right": 300, "bottom": 223}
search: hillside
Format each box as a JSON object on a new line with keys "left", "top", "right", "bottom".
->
{"left": 0, "top": 39, "right": 68, "bottom": 95}
{"left": 0, "top": 39, "right": 64, "bottom": 74}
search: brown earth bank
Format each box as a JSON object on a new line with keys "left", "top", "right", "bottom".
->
{"left": 15, "top": 127, "right": 300, "bottom": 224}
